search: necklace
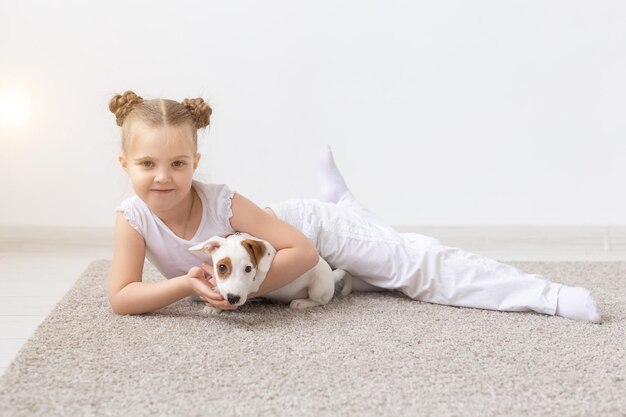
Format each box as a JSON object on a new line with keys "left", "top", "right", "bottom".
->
{"left": 182, "top": 190, "right": 196, "bottom": 239}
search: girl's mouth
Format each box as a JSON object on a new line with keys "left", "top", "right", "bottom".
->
{"left": 150, "top": 189, "right": 174, "bottom": 194}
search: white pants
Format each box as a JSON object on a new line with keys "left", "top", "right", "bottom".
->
{"left": 268, "top": 197, "right": 561, "bottom": 315}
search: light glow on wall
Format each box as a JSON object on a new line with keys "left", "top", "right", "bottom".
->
{"left": 0, "top": 88, "right": 32, "bottom": 129}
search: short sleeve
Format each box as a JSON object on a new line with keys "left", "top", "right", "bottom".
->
{"left": 115, "top": 197, "right": 145, "bottom": 237}
{"left": 216, "top": 184, "right": 236, "bottom": 230}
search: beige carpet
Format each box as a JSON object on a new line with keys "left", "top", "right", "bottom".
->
{"left": 0, "top": 260, "right": 624, "bottom": 417}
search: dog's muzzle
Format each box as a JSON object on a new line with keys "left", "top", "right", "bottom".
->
{"left": 227, "top": 293, "right": 241, "bottom": 305}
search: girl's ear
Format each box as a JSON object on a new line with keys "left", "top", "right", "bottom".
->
{"left": 118, "top": 154, "right": 129, "bottom": 172}
{"left": 193, "top": 153, "right": 201, "bottom": 170}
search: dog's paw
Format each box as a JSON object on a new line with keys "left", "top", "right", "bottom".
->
{"left": 289, "top": 299, "right": 322, "bottom": 309}
{"left": 204, "top": 306, "right": 223, "bottom": 315}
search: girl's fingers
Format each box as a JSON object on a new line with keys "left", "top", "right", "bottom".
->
{"left": 206, "top": 293, "right": 237, "bottom": 309}
{"left": 206, "top": 300, "right": 236, "bottom": 310}
{"left": 203, "top": 291, "right": 237, "bottom": 310}
{"left": 204, "top": 290, "right": 224, "bottom": 301}
{"left": 192, "top": 277, "right": 237, "bottom": 310}
{"left": 201, "top": 262, "right": 213, "bottom": 276}
{"left": 188, "top": 266, "right": 205, "bottom": 279}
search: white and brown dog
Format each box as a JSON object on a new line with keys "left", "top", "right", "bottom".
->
{"left": 189, "top": 232, "right": 352, "bottom": 313}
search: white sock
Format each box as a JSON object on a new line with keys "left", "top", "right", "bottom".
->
{"left": 317, "top": 145, "right": 352, "bottom": 203}
{"left": 316, "top": 145, "right": 396, "bottom": 231}
{"left": 555, "top": 285, "right": 602, "bottom": 323}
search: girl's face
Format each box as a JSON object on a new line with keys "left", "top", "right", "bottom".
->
{"left": 119, "top": 122, "right": 200, "bottom": 215}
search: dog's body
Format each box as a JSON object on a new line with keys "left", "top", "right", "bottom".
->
{"left": 189, "top": 232, "right": 352, "bottom": 312}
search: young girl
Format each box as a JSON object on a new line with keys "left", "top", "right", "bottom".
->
{"left": 108, "top": 91, "right": 601, "bottom": 323}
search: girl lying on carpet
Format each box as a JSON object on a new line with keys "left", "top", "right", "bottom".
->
{"left": 107, "top": 90, "right": 601, "bottom": 323}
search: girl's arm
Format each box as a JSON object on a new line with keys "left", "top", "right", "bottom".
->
{"left": 228, "top": 193, "right": 320, "bottom": 297}
{"left": 107, "top": 212, "right": 193, "bottom": 315}
{"left": 108, "top": 212, "right": 235, "bottom": 315}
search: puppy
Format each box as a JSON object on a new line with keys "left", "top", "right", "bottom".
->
{"left": 189, "top": 232, "right": 352, "bottom": 312}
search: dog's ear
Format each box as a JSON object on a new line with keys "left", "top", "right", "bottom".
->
{"left": 241, "top": 239, "right": 275, "bottom": 272}
{"left": 189, "top": 236, "right": 226, "bottom": 255}
{"left": 241, "top": 239, "right": 266, "bottom": 268}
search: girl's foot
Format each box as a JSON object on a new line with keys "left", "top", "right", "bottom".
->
{"left": 316, "top": 145, "right": 396, "bottom": 232}
{"left": 317, "top": 144, "right": 352, "bottom": 203}
{"left": 555, "top": 285, "right": 602, "bottom": 323}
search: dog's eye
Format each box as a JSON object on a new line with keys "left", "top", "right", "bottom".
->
{"left": 245, "top": 266, "right": 252, "bottom": 273}
{"left": 219, "top": 265, "right": 227, "bottom": 273}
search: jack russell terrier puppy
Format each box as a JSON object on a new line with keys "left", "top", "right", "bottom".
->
{"left": 189, "top": 232, "right": 352, "bottom": 313}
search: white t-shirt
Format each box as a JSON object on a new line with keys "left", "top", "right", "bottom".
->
{"left": 115, "top": 180, "right": 236, "bottom": 279}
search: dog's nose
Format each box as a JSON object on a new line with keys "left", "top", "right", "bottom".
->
{"left": 227, "top": 293, "right": 241, "bottom": 305}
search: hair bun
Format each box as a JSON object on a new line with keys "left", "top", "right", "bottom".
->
{"left": 109, "top": 91, "right": 144, "bottom": 126}
{"left": 182, "top": 97, "right": 212, "bottom": 129}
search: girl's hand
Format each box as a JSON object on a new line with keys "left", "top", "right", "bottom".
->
{"left": 187, "top": 266, "right": 237, "bottom": 310}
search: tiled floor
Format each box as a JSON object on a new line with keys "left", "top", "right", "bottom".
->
{"left": 1, "top": 225, "right": 626, "bottom": 376}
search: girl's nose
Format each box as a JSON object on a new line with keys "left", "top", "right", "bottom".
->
{"left": 154, "top": 169, "right": 171, "bottom": 183}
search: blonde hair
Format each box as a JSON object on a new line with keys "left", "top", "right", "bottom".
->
{"left": 108, "top": 90, "right": 212, "bottom": 154}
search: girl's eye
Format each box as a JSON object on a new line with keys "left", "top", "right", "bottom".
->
{"left": 172, "top": 161, "right": 186, "bottom": 168}
{"left": 141, "top": 161, "right": 154, "bottom": 168}
{"left": 245, "top": 266, "right": 252, "bottom": 273}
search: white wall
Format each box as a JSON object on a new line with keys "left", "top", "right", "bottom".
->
{"left": 1, "top": 0, "right": 624, "bottom": 227}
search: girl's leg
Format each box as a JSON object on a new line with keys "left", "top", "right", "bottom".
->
{"left": 399, "top": 235, "right": 599, "bottom": 322}
{"left": 308, "top": 148, "right": 601, "bottom": 322}
{"left": 269, "top": 198, "right": 600, "bottom": 322}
